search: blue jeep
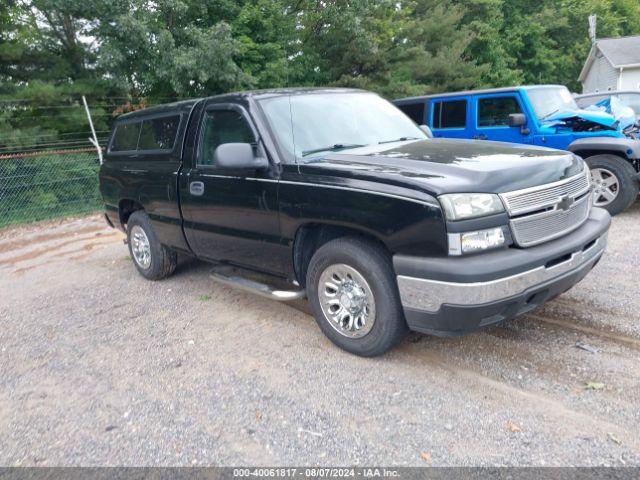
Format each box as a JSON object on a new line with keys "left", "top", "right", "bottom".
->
{"left": 394, "top": 85, "right": 640, "bottom": 215}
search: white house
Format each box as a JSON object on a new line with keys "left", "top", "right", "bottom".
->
{"left": 578, "top": 35, "right": 640, "bottom": 93}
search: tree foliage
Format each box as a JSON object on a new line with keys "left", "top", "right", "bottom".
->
{"left": 1, "top": 0, "right": 639, "bottom": 147}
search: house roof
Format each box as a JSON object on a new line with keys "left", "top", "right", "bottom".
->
{"left": 597, "top": 36, "right": 640, "bottom": 67}
{"left": 579, "top": 35, "right": 640, "bottom": 82}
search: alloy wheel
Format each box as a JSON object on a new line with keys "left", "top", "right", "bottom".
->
{"left": 318, "top": 263, "right": 376, "bottom": 338}
{"left": 591, "top": 167, "right": 620, "bottom": 207}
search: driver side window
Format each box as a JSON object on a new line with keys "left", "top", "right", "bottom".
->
{"left": 477, "top": 96, "right": 522, "bottom": 127}
{"left": 199, "top": 109, "right": 255, "bottom": 167}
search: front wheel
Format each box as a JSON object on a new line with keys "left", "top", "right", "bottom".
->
{"left": 306, "top": 236, "right": 408, "bottom": 357}
{"left": 586, "top": 154, "right": 638, "bottom": 216}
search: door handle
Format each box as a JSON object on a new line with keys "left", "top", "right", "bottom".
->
{"left": 189, "top": 181, "right": 205, "bottom": 196}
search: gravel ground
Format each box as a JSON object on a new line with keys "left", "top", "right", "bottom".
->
{"left": 1, "top": 205, "right": 639, "bottom": 467}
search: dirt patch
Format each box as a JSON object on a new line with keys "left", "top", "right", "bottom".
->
{"left": 0, "top": 224, "right": 106, "bottom": 254}
{"left": 0, "top": 231, "right": 120, "bottom": 267}
{"left": 530, "top": 313, "right": 640, "bottom": 351}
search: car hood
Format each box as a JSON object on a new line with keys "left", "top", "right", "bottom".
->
{"left": 575, "top": 96, "right": 639, "bottom": 132}
{"left": 298, "top": 139, "right": 584, "bottom": 197}
{"left": 542, "top": 108, "right": 619, "bottom": 129}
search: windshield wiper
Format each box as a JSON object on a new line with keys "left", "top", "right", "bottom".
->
{"left": 540, "top": 108, "right": 560, "bottom": 121}
{"left": 378, "top": 136, "right": 421, "bottom": 144}
{"left": 301, "top": 143, "right": 367, "bottom": 157}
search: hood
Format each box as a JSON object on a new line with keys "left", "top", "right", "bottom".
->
{"left": 299, "top": 139, "right": 584, "bottom": 196}
{"left": 590, "top": 96, "right": 638, "bottom": 131}
{"left": 542, "top": 108, "right": 619, "bottom": 129}
{"left": 543, "top": 100, "right": 638, "bottom": 133}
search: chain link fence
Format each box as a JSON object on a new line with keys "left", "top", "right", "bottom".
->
{"left": 0, "top": 147, "right": 102, "bottom": 228}
{"left": 0, "top": 96, "right": 177, "bottom": 229}
{"left": 0, "top": 96, "right": 117, "bottom": 229}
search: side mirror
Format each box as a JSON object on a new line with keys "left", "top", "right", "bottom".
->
{"left": 508, "top": 113, "right": 527, "bottom": 128}
{"left": 213, "top": 143, "right": 268, "bottom": 170}
{"left": 419, "top": 125, "right": 434, "bottom": 138}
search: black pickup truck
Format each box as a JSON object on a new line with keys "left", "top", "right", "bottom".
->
{"left": 99, "top": 88, "right": 611, "bottom": 356}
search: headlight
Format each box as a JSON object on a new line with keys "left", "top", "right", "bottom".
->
{"left": 439, "top": 193, "right": 505, "bottom": 221}
{"left": 448, "top": 227, "right": 506, "bottom": 256}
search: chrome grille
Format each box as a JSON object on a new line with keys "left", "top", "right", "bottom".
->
{"left": 501, "top": 167, "right": 592, "bottom": 248}
{"left": 501, "top": 168, "right": 591, "bottom": 216}
{"left": 510, "top": 194, "right": 592, "bottom": 247}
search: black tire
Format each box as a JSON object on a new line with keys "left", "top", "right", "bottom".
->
{"left": 585, "top": 154, "right": 639, "bottom": 216}
{"left": 306, "top": 236, "right": 408, "bottom": 357}
{"left": 126, "top": 210, "right": 177, "bottom": 280}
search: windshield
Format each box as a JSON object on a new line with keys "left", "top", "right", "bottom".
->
{"left": 527, "top": 86, "right": 578, "bottom": 120}
{"left": 258, "top": 92, "right": 426, "bottom": 162}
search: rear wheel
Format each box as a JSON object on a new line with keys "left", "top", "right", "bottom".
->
{"left": 585, "top": 154, "right": 638, "bottom": 216}
{"left": 306, "top": 236, "right": 408, "bottom": 357}
{"left": 126, "top": 210, "right": 177, "bottom": 280}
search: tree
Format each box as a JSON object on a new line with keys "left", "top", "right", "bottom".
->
{"left": 98, "top": 0, "right": 252, "bottom": 99}
{"left": 2, "top": 0, "right": 640, "bottom": 149}
{"left": 0, "top": 1, "right": 126, "bottom": 148}
{"left": 484, "top": 0, "right": 640, "bottom": 91}
{"left": 383, "top": 0, "right": 491, "bottom": 97}
{"left": 285, "top": 0, "right": 489, "bottom": 98}
{"left": 231, "top": 0, "right": 294, "bottom": 89}
{"left": 451, "top": 0, "right": 523, "bottom": 86}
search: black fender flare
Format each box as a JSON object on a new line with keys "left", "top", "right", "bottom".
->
{"left": 568, "top": 137, "right": 640, "bottom": 160}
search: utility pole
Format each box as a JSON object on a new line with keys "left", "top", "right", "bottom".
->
{"left": 82, "top": 95, "right": 103, "bottom": 165}
{"left": 588, "top": 15, "right": 597, "bottom": 44}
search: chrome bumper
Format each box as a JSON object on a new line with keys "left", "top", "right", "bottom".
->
{"left": 397, "top": 232, "right": 607, "bottom": 313}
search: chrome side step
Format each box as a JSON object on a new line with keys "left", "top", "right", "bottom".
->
{"left": 210, "top": 265, "right": 306, "bottom": 301}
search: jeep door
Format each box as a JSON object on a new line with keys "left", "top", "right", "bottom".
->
{"left": 178, "top": 101, "right": 287, "bottom": 275}
{"left": 473, "top": 94, "right": 533, "bottom": 144}
{"left": 429, "top": 97, "right": 472, "bottom": 139}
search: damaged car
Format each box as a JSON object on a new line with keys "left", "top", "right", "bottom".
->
{"left": 394, "top": 85, "right": 640, "bottom": 215}
{"left": 575, "top": 91, "right": 640, "bottom": 125}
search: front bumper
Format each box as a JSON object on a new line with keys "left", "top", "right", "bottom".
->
{"left": 394, "top": 207, "right": 611, "bottom": 336}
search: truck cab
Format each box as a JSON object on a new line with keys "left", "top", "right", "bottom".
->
{"left": 394, "top": 85, "right": 640, "bottom": 215}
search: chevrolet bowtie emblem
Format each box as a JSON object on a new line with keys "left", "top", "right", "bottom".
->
{"left": 557, "top": 195, "right": 575, "bottom": 211}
